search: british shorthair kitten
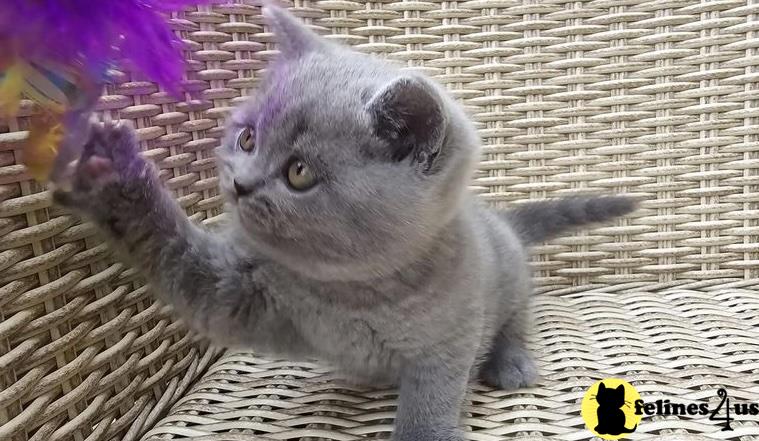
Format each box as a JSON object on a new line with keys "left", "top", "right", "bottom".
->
{"left": 55, "top": 5, "right": 636, "bottom": 440}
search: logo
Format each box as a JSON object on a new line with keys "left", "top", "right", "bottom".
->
{"left": 635, "top": 388, "right": 755, "bottom": 431}
{"left": 582, "top": 378, "right": 756, "bottom": 438}
{"left": 581, "top": 378, "right": 642, "bottom": 440}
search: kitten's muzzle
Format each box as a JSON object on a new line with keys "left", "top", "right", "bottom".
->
{"left": 234, "top": 179, "right": 254, "bottom": 197}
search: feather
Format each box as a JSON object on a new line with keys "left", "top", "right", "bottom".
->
{"left": 1, "top": 0, "right": 220, "bottom": 181}
{"left": 23, "top": 111, "right": 66, "bottom": 181}
{"left": 0, "top": 63, "right": 24, "bottom": 116}
{"left": 0, "top": 0, "right": 218, "bottom": 94}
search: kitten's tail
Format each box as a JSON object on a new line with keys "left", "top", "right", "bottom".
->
{"left": 501, "top": 196, "right": 638, "bottom": 246}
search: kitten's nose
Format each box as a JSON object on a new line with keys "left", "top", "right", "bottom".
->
{"left": 233, "top": 179, "right": 253, "bottom": 197}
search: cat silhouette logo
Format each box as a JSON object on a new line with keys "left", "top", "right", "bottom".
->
{"left": 581, "top": 378, "right": 642, "bottom": 440}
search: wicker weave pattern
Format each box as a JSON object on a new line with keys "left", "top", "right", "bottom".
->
{"left": 2, "top": 0, "right": 759, "bottom": 440}
{"left": 0, "top": 5, "right": 237, "bottom": 441}
{"left": 143, "top": 285, "right": 759, "bottom": 440}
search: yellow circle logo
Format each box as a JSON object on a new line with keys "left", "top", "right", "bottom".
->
{"left": 581, "top": 378, "right": 642, "bottom": 440}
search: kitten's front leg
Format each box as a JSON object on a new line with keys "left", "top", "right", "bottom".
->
{"left": 53, "top": 123, "right": 283, "bottom": 346}
{"left": 394, "top": 354, "right": 473, "bottom": 441}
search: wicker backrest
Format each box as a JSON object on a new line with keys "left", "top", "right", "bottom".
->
{"left": 2, "top": 0, "right": 758, "bottom": 440}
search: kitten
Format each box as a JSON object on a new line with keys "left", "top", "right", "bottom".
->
{"left": 54, "top": 5, "right": 637, "bottom": 440}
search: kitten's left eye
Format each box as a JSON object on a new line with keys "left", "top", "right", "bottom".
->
{"left": 286, "top": 158, "right": 317, "bottom": 191}
{"left": 237, "top": 127, "right": 255, "bottom": 152}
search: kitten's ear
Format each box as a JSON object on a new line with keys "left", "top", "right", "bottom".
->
{"left": 616, "top": 385, "right": 625, "bottom": 392}
{"left": 263, "top": 3, "right": 326, "bottom": 58}
{"left": 598, "top": 382, "right": 606, "bottom": 391}
{"left": 367, "top": 76, "right": 447, "bottom": 173}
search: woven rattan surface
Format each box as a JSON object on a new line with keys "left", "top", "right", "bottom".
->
{"left": 2, "top": 0, "right": 759, "bottom": 440}
{"left": 143, "top": 283, "right": 759, "bottom": 440}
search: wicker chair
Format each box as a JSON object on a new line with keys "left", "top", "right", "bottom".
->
{"left": 2, "top": 0, "right": 759, "bottom": 440}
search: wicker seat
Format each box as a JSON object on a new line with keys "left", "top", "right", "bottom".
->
{"left": 142, "top": 284, "right": 759, "bottom": 440}
{"left": 2, "top": 0, "right": 759, "bottom": 440}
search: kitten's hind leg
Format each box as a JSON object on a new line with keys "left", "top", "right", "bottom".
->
{"left": 479, "top": 315, "right": 538, "bottom": 390}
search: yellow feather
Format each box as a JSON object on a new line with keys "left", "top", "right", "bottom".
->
{"left": 23, "top": 113, "right": 64, "bottom": 181}
{"left": 0, "top": 64, "right": 24, "bottom": 117}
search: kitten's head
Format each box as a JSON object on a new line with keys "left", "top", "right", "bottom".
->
{"left": 217, "top": 5, "right": 480, "bottom": 280}
{"left": 596, "top": 383, "right": 626, "bottom": 407}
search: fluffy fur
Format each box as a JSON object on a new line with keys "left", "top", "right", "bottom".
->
{"left": 54, "top": 5, "right": 637, "bottom": 440}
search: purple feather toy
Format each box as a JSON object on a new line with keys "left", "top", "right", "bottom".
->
{"left": 0, "top": 0, "right": 217, "bottom": 182}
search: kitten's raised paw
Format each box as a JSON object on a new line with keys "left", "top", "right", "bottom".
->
{"left": 53, "top": 122, "right": 154, "bottom": 213}
{"left": 78, "top": 122, "right": 145, "bottom": 180}
{"left": 479, "top": 346, "right": 538, "bottom": 390}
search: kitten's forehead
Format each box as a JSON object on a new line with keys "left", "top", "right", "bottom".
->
{"left": 227, "top": 51, "right": 401, "bottom": 164}
{"left": 258, "top": 59, "right": 376, "bottom": 134}
{"left": 264, "top": 52, "right": 390, "bottom": 110}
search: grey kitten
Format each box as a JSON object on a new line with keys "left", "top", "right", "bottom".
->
{"left": 54, "top": 5, "right": 637, "bottom": 441}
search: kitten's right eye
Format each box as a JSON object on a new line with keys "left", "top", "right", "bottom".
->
{"left": 237, "top": 127, "right": 255, "bottom": 152}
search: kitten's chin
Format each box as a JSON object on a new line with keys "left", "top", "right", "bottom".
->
{"left": 243, "top": 236, "right": 403, "bottom": 282}
{"left": 232, "top": 224, "right": 421, "bottom": 282}
{"left": 231, "top": 202, "right": 457, "bottom": 282}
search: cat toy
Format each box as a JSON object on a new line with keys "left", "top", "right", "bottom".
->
{"left": 0, "top": 0, "right": 215, "bottom": 182}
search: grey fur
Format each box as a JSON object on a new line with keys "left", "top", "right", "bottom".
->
{"left": 504, "top": 196, "right": 638, "bottom": 246}
{"left": 53, "top": 5, "right": 637, "bottom": 440}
